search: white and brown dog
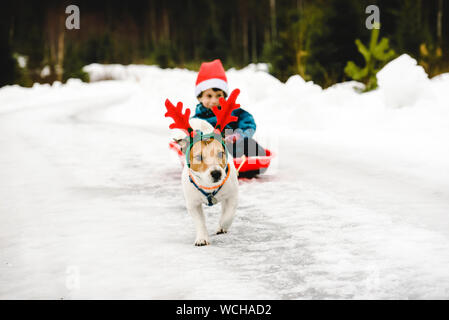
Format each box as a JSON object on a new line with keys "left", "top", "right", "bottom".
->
{"left": 181, "top": 119, "right": 238, "bottom": 246}
{"left": 165, "top": 90, "right": 241, "bottom": 246}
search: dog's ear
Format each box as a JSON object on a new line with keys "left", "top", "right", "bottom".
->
{"left": 173, "top": 137, "right": 189, "bottom": 154}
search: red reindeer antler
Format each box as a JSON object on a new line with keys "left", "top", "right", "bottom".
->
{"left": 164, "top": 99, "right": 195, "bottom": 137}
{"left": 212, "top": 88, "right": 241, "bottom": 132}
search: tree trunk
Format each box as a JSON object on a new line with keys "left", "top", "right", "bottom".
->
{"left": 46, "top": 6, "right": 65, "bottom": 82}
{"left": 56, "top": 15, "right": 65, "bottom": 82}
{"left": 242, "top": 18, "right": 249, "bottom": 64}
{"left": 231, "top": 15, "right": 237, "bottom": 63}
{"left": 437, "top": 0, "right": 443, "bottom": 48}
{"left": 163, "top": 7, "right": 170, "bottom": 41}
{"left": 251, "top": 17, "right": 257, "bottom": 63}
{"left": 270, "top": 0, "right": 277, "bottom": 43}
{"left": 240, "top": 1, "right": 249, "bottom": 64}
{"left": 149, "top": 0, "right": 157, "bottom": 45}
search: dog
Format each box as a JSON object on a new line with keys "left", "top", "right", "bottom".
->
{"left": 174, "top": 119, "right": 239, "bottom": 246}
{"left": 165, "top": 89, "right": 242, "bottom": 246}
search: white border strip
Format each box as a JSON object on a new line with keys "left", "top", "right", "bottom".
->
{"left": 195, "top": 78, "right": 229, "bottom": 96}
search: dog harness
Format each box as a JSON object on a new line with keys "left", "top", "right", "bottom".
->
{"left": 189, "top": 163, "right": 230, "bottom": 206}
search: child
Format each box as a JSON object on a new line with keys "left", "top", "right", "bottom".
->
{"left": 192, "top": 59, "right": 265, "bottom": 158}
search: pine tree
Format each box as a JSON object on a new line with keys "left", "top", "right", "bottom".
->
{"left": 344, "top": 23, "right": 396, "bottom": 91}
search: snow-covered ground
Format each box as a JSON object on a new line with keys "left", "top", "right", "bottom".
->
{"left": 1, "top": 54, "right": 449, "bottom": 299}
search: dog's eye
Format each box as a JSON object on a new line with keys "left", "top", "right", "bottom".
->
{"left": 217, "top": 151, "right": 225, "bottom": 158}
{"left": 194, "top": 154, "right": 203, "bottom": 162}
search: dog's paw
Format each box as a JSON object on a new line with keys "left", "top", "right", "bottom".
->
{"left": 194, "top": 239, "right": 210, "bottom": 246}
{"left": 216, "top": 228, "right": 228, "bottom": 235}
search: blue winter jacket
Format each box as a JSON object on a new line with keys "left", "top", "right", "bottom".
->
{"left": 191, "top": 103, "right": 256, "bottom": 139}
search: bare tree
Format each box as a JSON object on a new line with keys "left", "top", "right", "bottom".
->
{"left": 270, "top": 0, "right": 277, "bottom": 43}
{"left": 437, "top": 0, "right": 443, "bottom": 49}
{"left": 45, "top": 5, "right": 65, "bottom": 82}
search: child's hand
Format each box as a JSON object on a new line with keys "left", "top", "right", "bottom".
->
{"left": 224, "top": 133, "right": 241, "bottom": 143}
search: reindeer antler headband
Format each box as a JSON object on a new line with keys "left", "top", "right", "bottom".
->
{"left": 165, "top": 89, "right": 241, "bottom": 167}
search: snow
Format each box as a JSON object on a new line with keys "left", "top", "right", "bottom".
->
{"left": 377, "top": 54, "right": 431, "bottom": 109}
{"left": 1, "top": 54, "right": 449, "bottom": 299}
{"left": 40, "top": 65, "right": 50, "bottom": 78}
{"left": 15, "top": 55, "right": 27, "bottom": 69}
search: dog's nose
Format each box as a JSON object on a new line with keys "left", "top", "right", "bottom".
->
{"left": 210, "top": 170, "right": 222, "bottom": 182}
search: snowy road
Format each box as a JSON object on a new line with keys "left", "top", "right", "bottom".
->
{"left": 1, "top": 61, "right": 449, "bottom": 299}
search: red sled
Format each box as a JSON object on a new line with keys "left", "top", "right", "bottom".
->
{"left": 169, "top": 141, "right": 274, "bottom": 178}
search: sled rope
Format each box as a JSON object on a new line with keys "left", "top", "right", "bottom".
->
{"left": 236, "top": 155, "right": 247, "bottom": 176}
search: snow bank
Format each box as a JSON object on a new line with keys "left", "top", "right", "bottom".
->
{"left": 6, "top": 54, "right": 449, "bottom": 186}
{"left": 4, "top": 54, "right": 448, "bottom": 140}
{"left": 4, "top": 54, "right": 449, "bottom": 179}
{"left": 377, "top": 54, "right": 431, "bottom": 108}
{"left": 4, "top": 55, "right": 449, "bottom": 172}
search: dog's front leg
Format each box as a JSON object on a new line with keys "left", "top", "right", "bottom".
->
{"left": 187, "top": 203, "right": 210, "bottom": 246}
{"left": 217, "top": 198, "right": 238, "bottom": 234}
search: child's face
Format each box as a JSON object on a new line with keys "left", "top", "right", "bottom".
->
{"left": 198, "top": 88, "right": 225, "bottom": 110}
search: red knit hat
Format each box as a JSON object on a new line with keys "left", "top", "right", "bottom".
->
{"left": 195, "top": 59, "right": 229, "bottom": 97}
